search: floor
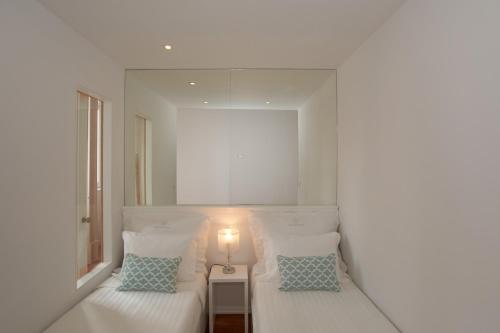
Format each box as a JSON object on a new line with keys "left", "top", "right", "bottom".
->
{"left": 210, "top": 314, "right": 252, "bottom": 333}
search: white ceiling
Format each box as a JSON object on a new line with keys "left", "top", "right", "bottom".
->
{"left": 128, "top": 69, "right": 335, "bottom": 109}
{"left": 39, "top": 0, "right": 403, "bottom": 69}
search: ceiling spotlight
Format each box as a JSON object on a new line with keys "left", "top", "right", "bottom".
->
{"left": 203, "top": 101, "right": 209, "bottom": 104}
{"left": 266, "top": 101, "right": 271, "bottom": 104}
{"left": 188, "top": 82, "right": 196, "bottom": 86}
{"left": 164, "top": 44, "right": 173, "bottom": 51}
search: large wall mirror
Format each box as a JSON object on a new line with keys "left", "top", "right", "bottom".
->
{"left": 125, "top": 69, "right": 336, "bottom": 206}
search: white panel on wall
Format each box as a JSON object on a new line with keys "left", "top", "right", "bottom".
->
{"left": 177, "top": 109, "right": 298, "bottom": 204}
{"left": 229, "top": 109, "right": 298, "bottom": 204}
{"left": 125, "top": 74, "right": 177, "bottom": 206}
{"left": 298, "top": 72, "right": 337, "bottom": 205}
{"left": 177, "top": 109, "right": 231, "bottom": 204}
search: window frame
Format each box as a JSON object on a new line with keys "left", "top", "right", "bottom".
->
{"left": 75, "top": 88, "right": 113, "bottom": 289}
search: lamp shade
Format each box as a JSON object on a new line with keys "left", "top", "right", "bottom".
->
{"left": 217, "top": 228, "right": 240, "bottom": 253}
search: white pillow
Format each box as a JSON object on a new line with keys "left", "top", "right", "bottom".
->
{"left": 261, "top": 232, "right": 346, "bottom": 282}
{"left": 142, "top": 218, "right": 209, "bottom": 274}
{"left": 249, "top": 211, "right": 339, "bottom": 262}
{"left": 122, "top": 231, "right": 197, "bottom": 282}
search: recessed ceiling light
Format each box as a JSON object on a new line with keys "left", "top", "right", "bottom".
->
{"left": 203, "top": 101, "right": 209, "bottom": 104}
{"left": 164, "top": 44, "right": 173, "bottom": 51}
{"left": 189, "top": 82, "right": 196, "bottom": 86}
{"left": 266, "top": 101, "right": 271, "bottom": 104}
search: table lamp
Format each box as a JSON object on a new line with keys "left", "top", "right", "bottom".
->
{"left": 217, "top": 228, "right": 240, "bottom": 274}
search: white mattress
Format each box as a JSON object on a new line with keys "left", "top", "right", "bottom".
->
{"left": 45, "top": 273, "right": 207, "bottom": 333}
{"left": 251, "top": 266, "right": 399, "bottom": 333}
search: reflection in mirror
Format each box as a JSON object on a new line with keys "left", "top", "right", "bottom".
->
{"left": 134, "top": 114, "right": 151, "bottom": 206}
{"left": 125, "top": 69, "right": 336, "bottom": 206}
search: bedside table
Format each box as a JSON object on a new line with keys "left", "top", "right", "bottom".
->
{"left": 209, "top": 265, "right": 248, "bottom": 333}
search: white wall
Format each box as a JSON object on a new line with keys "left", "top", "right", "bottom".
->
{"left": 0, "top": 1, "right": 124, "bottom": 332}
{"left": 229, "top": 109, "right": 298, "bottom": 204}
{"left": 177, "top": 109, "right": 231, "bottom": 204}
{"left": 337, "top": 0, "right": 500, "bottom": 332}
{"left": 125, "top": 74, "right": 177, "bottom": 206}
{"left": 298, "top": 72, "right": 337, "bottom": 205}
{"left": 177, "top": 109, "right": 298, "bottom": 205}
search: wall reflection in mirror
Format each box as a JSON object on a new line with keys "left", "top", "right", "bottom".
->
{"left": 125, "top": 69, "right": 337, "bottom": 206}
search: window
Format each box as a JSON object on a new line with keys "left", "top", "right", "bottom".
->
{"left": 77, "top": 91, "right": 104, "bottom": 279}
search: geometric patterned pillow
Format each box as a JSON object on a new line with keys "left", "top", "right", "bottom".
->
{"left": 117, "top": 254, "right": 182, "bottom": 293}
{"left": 277, "top": 253, "right": 341, "bottom": 292}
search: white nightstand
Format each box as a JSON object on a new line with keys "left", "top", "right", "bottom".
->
{"left": 209, "top": 264, "right": 248, "bottom": 333}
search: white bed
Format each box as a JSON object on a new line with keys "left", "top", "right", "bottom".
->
{"left": 45, "top": 272, "right": 207, "bottom": 333}
{"left": 251, "top": 264, "right": 399, "bottom": 333}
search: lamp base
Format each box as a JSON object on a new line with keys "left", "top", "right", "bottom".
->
{"left": 222, "top": 265, "right": 236, "bottom": 274}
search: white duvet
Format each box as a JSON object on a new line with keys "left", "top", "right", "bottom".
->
{"left": 45, "top": 273, "right": 207, "bottom": 333}
{"left": 252, "top": 268, "right": 399, "bottom": 333}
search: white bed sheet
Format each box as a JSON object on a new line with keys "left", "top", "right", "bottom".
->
{"left": 45, "top": 272, "right": 207, "bottom": 333}
{"left": 251, "top": 266, "right": 399, "bottom": 333}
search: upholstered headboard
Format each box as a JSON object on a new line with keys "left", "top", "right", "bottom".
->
{"left": 122, "top": 205, "right": 339, "bottom": 268}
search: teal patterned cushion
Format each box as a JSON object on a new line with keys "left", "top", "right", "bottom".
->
{"left": 117, "top": 253, "right": 181, "bottom": 293}
{"left": 277, "top": 253, "right": 341, "bottom": 292}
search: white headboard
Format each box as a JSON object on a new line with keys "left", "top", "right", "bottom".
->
{"left": 122, "top": 205, "right": 338, "bottom": 268}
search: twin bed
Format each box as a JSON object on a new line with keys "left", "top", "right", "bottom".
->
{"left": 46, "top": 207, "right": 399, "bottom": 333}
{"left": 251, "top": 263, "right": 398, "bottom": 333}
{"left": 46, "top": 273, "right": 207, "bottom": 333}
